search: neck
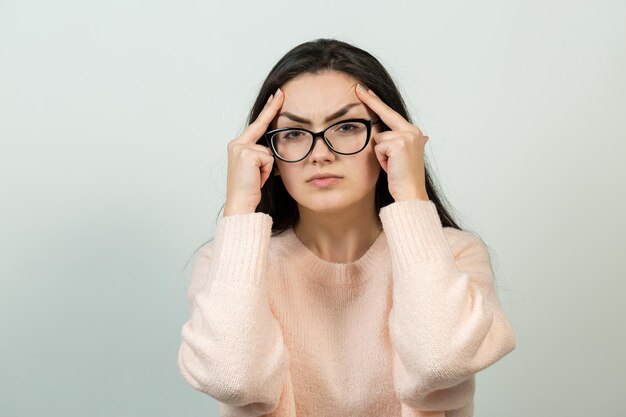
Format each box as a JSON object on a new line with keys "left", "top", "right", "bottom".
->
{"left": 294, "top": 199, "right": 382, "bottom": 264}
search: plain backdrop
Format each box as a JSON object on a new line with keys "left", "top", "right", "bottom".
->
{"left": 1, "top": 0, "right": 624, "bottom": 416}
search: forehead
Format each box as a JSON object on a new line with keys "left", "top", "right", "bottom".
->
{"left": 272, "top": 71, "right": 369, "bottom": 127}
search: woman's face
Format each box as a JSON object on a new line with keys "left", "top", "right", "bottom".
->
{"left": 269, "top": 70, "right": 383, "bottom": 214}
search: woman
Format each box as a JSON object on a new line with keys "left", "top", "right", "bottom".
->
{"left": 177, "top": 38, "right": 516, "bottom": 417}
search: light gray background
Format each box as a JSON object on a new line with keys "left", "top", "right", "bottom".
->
{"left": 1, "top": 0, "right": 624, "bottom": 416}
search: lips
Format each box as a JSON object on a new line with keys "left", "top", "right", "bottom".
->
{"left": 307, "top": 173, "right": 342, "bottom": 182}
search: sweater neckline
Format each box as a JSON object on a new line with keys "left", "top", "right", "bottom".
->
{"left": 277, "top": 227, "right": 388, "bottom": 287}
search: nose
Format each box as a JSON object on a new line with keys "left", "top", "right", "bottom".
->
{"left": 307, "top": 134, "right": 336, "bottom": 164}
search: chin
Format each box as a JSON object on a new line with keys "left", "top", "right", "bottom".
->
{"left": 297, "top": 193, "right": 361, "bottom": 213}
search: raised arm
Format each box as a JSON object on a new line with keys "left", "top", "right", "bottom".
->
{"left": 177, "top": 212, "right": 290, "bottom": 415}
{"left": 379, "top": 199, "right": 516, "bottom": 411}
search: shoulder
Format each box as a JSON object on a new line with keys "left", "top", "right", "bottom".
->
{"left": 194, "top": 225, "right": 290, "bottom": 261}
{"left": 442, "top": 227, "right": 490, "bottom": 262}
{"left": 195, "top": 239, "right": 216, "bottom": 261}
{"left": 267, "top": 229, "right": 294, "bottom": 264}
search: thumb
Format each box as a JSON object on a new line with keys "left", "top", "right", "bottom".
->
{"left": 259, "top": 158, "right": 274, "bottom": 188}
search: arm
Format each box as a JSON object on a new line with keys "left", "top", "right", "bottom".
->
{"left": 177, "top": 212, "right": 290, "bottom": 415}
{"left": 379, "top": 199, "right": 516, "bottom": 410}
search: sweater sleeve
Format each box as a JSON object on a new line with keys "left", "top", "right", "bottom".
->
{"left": 379, "top": 199, "right": 516, "bottom": 411}
{"left": 177, "top": 212, "right": 291, "bottom": 416}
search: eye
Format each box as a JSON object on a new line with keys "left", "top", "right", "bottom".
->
{"left": 331, "top": 122, "right": 366, "bottom": 135}
{"left": 284, "top": 130, "right": 305, "bottom": 139}
{"left": 337, "top": 123, "right": 357, "bottom": 132}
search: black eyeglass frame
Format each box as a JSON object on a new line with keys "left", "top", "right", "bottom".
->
{"left": 264, "top": 117, "right": 382, "bottom": 163}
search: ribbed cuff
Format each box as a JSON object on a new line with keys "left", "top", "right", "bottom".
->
{"left": 379, "top": 199, "right": 454, "bottom": 270}
{"left": 211, "top": 212, "right": 273, "bottom": 286}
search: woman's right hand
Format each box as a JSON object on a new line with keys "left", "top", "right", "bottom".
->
{"left": 224, "top": 88, "right": 284, "bottom": 216}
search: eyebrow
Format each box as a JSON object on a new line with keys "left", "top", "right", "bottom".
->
{"left": 277, "top": 102, "right": 363, "bottom": 125}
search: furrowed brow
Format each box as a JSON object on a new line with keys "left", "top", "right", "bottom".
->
{"left": 278, "top": 102, "right": 362, "bottom": 124}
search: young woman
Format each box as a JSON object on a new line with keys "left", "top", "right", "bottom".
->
{"left": 177, "top": 38, "right": 516, "bottom": 417}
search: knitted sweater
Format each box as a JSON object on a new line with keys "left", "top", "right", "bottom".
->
{"left": 177, "top": 199, "right": 516, "bottom": 417}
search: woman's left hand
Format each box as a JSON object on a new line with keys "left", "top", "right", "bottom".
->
{"left": 355, "top": 84, "right": 430, "bottom": 202}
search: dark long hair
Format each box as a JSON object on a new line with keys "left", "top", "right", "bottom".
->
{"left": 182, "top": 38, "right": 474, "bottom": 270}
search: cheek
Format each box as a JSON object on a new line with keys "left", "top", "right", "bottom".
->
{"left": 354, "top": 148, "right": 381, "bottom": 183}
{"left": 365, "top": 145, "right": 381, "bottom": 170}
{"left": 276, "top": 164, "right": 301, "bottom": 189}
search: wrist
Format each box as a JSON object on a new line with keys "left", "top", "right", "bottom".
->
{"left": 394, "top": 190, "right": 429, "bottom": 202}
{"left": 224, "top": 203, "right": 256, "bottom": 217}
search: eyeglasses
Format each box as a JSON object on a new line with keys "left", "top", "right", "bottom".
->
{"left": 264, "top": 118, "right": 381, "bottom": 163}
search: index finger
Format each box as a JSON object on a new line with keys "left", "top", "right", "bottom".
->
{"left": 241, "top": 88, "right": 285, "bottom": 144}
{"left": 355, "top": 84, "right": 413, "bottom": 132}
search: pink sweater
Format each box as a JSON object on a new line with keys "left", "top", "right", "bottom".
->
{"left": 177, "top": 199, "right": 516, "bottom": 417}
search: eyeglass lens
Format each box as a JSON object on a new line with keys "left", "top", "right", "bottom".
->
{"left": 271, "top": 121, "right": 368, "bottom": 161}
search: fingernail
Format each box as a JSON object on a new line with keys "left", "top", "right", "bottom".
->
{"left": 357, "top": 83, "right": 366, "bottom": 92}
{"left": 274, "top": 87, "right": 282, "bottom": 97}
